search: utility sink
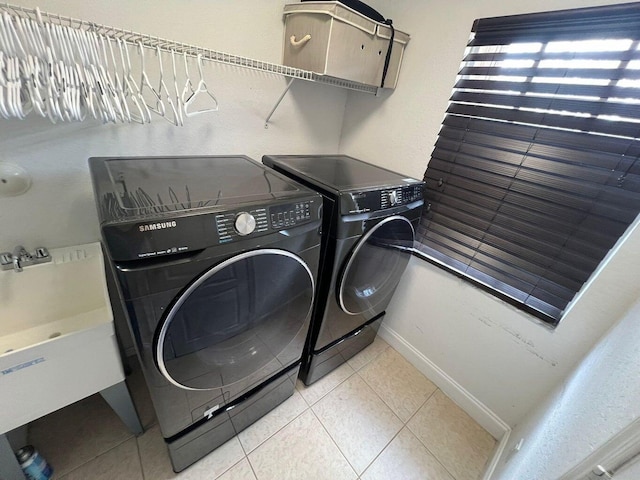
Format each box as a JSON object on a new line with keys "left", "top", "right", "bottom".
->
{"left": 0, "top": 243, "right": 111, "bottom": 354}
{"left": 0, "top": 242, "right": 126, "bottom": 433}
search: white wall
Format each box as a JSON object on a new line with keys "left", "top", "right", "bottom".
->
{"left": 339, "top": 0, "right": 640, "bottom": 428}
{"left": 491, "top": 297, "right": 640, "bottom": 479}
{"left": 0, "top": 0, "right": 348, "bottom": 250}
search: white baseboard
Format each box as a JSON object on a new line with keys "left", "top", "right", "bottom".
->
{"left": 378, "top": 324, "right": 511, "bottom": 479}
{"left": 482, "top": 428, "right": 511, "bottom": 479}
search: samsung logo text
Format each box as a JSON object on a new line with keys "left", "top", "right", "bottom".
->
{"left": 139, "top": 221, "right": 177, "bottom": 232}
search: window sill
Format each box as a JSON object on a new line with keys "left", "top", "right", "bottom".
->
{"left": 410, "top": 248, "right": 560, "bottom": 330}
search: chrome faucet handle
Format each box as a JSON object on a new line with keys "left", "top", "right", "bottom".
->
{"left": 34, "top": 247, "right": 49, "bottom": 258}
{"left": 33, "top": 247, "right": 52, "bottom": 265}
{"left": 0, "top": 252, "right": 13, "bottom": 271}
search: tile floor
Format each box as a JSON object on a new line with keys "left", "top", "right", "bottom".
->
{"left": 27, "top": 337, "right": 497, "bottom": 480}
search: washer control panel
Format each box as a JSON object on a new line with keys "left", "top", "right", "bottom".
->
{"left": 269, "top": 201, "right": 312, "bottom": 229}
{"left": 214, "top": 199, "right": 318, "bottom": 244}
{"left": 234, "top": 212, "right": 257, "bottom": 236}
{"left": 216, "top": 208, "right": 269, "bottom": 243}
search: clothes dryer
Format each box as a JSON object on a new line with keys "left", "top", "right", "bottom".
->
{"left": 89, "top": 156, "right": 321, "bottom": 471}
{"left": 262, "top": 154, "right": 424, "bottom": 385}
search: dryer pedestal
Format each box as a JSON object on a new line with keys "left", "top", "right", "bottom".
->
{"left": 301, "top": 315, "right": 383, "bottom": 385}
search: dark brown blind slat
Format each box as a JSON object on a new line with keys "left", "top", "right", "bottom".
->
{"left": 464, "top": 49, "right": 640, "bottom": 62}
{"left": 455, "top": 80, "right": 640, "bottom": 108}
{"left": 458, "top": 66, "right": 640, "bottom": 81}
{"left": 450, "top": 91, "right": 640, "bottom": 120}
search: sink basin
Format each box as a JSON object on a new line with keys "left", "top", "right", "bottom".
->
{"left": 0, "top": 242, "right": 125, "bottom": 433}
{"left": 0, "top": 244, "right": 110, "bottom": 353}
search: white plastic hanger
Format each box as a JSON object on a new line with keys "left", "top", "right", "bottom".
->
{"left": 70, "top": 27, "right": 98, "bottom": 121}
{"left": 170, "top": 49, "right": 183, "bottom": 126}
{"left": 118, "top": 37, "right": 148, "bottom": 124}
{"left": 183, "top": 53, "right": 218, "bottom": 117}
{"left": 0, "top": 51, "right": 11, "bottom": 118}
{"left": 138, "top": 41, "right": 164, "bottom": 118}
{"left": 98, "top": 34, "right": 124, "bottom": 122}
{"left": 4, "top": 13, "right": 30, "bottom": 119}
{"left": 13, "top": 18, "right": 44, "bottom": 118}
{"left": 155, "top": 45, "right": 179, "bottom": 125}
{"left": 106, "top": 36, "right": 130, "bottom": 122}
{"left": 0, "top": 17, "right": 13, "bottom": 118}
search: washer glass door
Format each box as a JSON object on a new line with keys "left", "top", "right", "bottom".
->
{"left": 338, "top": 216, "right": 414, "bottom": 316}
{"left": 156, "top": 249, "right": 314, "bottom": 391}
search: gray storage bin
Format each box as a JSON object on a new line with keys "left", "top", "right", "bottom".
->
{"left": 283, "top": 2, "right": 410, "bottom": 88}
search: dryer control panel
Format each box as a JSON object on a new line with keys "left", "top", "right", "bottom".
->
{"left": 341, "top": 183, "right": 424, "bottom": 215}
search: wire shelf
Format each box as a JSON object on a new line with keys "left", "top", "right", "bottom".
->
{"left": 0, "top": 1, "right": 379, "bottom": 94}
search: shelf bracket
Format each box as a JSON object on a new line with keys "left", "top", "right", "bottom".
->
{"left": 265, "top": 78, "right": 296, "bottom": 128}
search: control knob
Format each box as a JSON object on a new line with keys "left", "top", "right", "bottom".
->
{"left": 234, "top": 212, "right": 256, "bottom": 236}
{"left": 388, "top": 190, "right": 399, "bottom": 206}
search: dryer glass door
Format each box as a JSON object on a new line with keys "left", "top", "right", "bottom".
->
{"left": 338, "top": 216, "right": 414, "bottom": 316}
{"left": 155, "top": 249, "right": 314, "bottom": 391}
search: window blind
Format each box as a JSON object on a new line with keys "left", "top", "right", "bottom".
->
{"left": 416, "top": 2, "right": 640, "bottom": 325}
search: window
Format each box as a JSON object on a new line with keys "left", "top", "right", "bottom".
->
{"left": 415, "top": 3, "right": 640, "bottom": 326}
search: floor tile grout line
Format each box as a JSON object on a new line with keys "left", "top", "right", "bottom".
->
{"left": 296, "top": 340, "right": 389, "bottom": 407}
{"left": 351, "top": 359, "right": 460, "bottom": 478}
{"left": 135, "top": 433, "right": 147, "bottom": 480}
{"left": 310, "top": 374, "right": 404, "bottom": 478}
{"left": 213, "top": 455, "right": 250, "bottom": 480}
{"left": 405, "top": 387, "right": 439, "bottom": 426}
{"left": 212, "top": 437, "right": 249, "bottom": 480}
{"left": 403, "top": 388, "right": 464, "bottom": 480}
{"left": 412, "top": 387, "right": 497, "bottom": 478}
{"left": 298, "top": 366, "right": 357, "bottom": 407}
{"left": 413, "top": 433, "right": 460, "bottom": 480}
{"left": 239, "top": 400, "right": 310, "bottom": 456}
{"left": 354, "top": 368, "right": 404, "bottom": 428}
{"left": 295, "top": 345, "right": 402, "bottom": 477}
{"left": 358, "top": 423, "right": 404, "bottom": 479}
{"left": 244, "top": 453, "right": 260, "bottom": 480}
{"left": 54, "top": 434, "right": 137, "bottom": 480}
{"left": 347, "top": 343, "right": 390, "bottom": 374}
{"left": 309, "top": 406, "right": 359, "bottom": 478}
{"left": 355, "top": 368, "right": 399, "bottom": 420}
{"left": 354, "top": 365, "right": 428, "bottom": 428}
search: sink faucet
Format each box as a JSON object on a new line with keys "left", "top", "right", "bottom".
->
{"left": 0, "top": 246, "right": 49, "bottom": 272}
{"left": 12, "top": 245, "right": 31, "bottom": 272}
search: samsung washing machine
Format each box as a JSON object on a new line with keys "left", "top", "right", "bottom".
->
{"left": 89, "top": 155, "right": 321, "bottom": 472}
{"left": 262, "top": 154, "right": 424, "bottom": 385}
